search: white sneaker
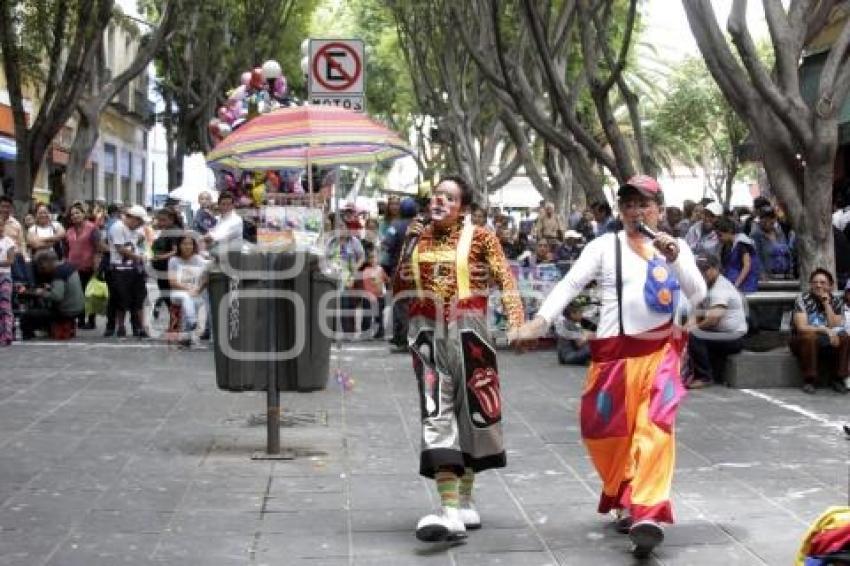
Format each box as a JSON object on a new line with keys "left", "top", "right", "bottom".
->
{"left": 415, "top": 506, "right": 467, "bottom": 542}
{"left": 629, "top": 519, "right": 664, "bottom": 559}
{"left": 459, "top": 500, "right": 481, "bottom": 530}
{"left": 612, "top": 509, "right": 632, "bottom": 534}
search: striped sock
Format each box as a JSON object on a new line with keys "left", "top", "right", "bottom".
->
{"left": 435, "top": 470, "right": 459, "bottom": 509}
{"left": 459, "top": 468, "right": 475, "bottom": 502}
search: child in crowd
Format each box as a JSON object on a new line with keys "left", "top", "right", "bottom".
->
{"left": 554, "top": 300, "right": 596, "bottom": 365}
{"left": 359, "top": 248, "right": 388, "bottom": 339}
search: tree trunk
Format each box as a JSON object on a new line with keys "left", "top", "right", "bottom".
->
{"left": 723, "top": 164, "right": 736, "bottom": 210}
{"left": 66, "top": 104, "right": 99, "bottom": 204}
{"left": 796, "top": 125, "right": 838, "bottom": 281}
{"left": 548, "top": 151, "right": 573, "bottom": 216}
{"left": 13, "top": 150, "right": 32, "bottom": 217}
{"left": 796, "top": 176, "right": 835, "bottom": 284}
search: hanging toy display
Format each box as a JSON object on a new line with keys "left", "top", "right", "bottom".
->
{"left": 250, "top": 171, "right": 267, "bottom": 206}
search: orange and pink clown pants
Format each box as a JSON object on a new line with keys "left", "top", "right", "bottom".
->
{"left": 581, "top": 324, "right": 686, "bottom": 524}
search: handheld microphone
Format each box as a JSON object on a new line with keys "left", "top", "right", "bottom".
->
{"left": 636, "top": 221, "right": 658, "bottom": 240}
{"left": 637, "top": 221, "right": 677, "bottom": 252}
{"left": 401, "top": 213, "right": 431, "bottom": 261}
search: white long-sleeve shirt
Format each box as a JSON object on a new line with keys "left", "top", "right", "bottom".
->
{"left": 207, "top": 211, "right": 243, "bottom": 244}
{"left": 537, "top": 232, "right": 706, "bottom": 338}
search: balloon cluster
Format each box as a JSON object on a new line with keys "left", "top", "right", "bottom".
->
{"left": 208, "top": 66, "right": 289, "bottom": 144}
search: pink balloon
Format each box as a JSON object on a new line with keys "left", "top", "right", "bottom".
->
{"left": 240, "top": 71, "right": 252, "bottom": 87}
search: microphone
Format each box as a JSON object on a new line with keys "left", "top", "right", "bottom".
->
{"left": 401, "top": 213, "right": 431, "bottom": 261}
{"left": 636, "top": 221, "right": 659, "bottom": 240}
{"left": 637, "top": 222, "right": 677, "bottom": 252}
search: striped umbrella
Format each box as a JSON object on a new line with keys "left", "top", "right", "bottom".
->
{"left": 206, "top": 105, "right": 414, "bottom": 170}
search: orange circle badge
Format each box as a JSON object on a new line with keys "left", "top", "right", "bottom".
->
{"left": 657, "top": 289, "right": 672, "bottom": 305}
{"left": 652, "top": 266, "right": 668, "bottom": 282}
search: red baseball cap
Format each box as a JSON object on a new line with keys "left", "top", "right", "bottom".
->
{"left": 618, "top": 175, "right": 662, "bottom": 201}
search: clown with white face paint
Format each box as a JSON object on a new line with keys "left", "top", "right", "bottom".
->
{"left": 394, "top": 175, "right": 524, "bottom": 544}
{"left": 510, "top": 175, "right": 706, "bottom": 559}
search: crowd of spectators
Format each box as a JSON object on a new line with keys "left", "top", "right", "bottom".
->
{"left": 0, "top": 191, "right": 242, "bottom": 347}
{"left": 4, "top": 184, "right": 850, "bottom": 396}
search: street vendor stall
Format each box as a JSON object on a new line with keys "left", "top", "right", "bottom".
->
{"left": 206, "top": 93, "right": 414, "bottom": 458}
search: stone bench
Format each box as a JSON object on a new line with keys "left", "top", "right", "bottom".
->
{"left": 725, "top": 347, "right": 841, "bottom": 389}
{"left": 725, "top": 348, "right": 803, "bottom": 388}
{"left": 756, "top": 279, "right": 800, "bottom": 292}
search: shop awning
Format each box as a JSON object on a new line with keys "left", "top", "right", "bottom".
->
{"left": 0, "top": 136, "right": 16, "bottom": 160}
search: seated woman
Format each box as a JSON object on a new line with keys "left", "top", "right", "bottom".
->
{"left": 790, "top": 268, "right": 849, "bottom": 394}
{"left": 167, "top": 234, "right": 208, "bottom": 346}
{"left": 19, "top": 250, "right": 84, "bottom": 339}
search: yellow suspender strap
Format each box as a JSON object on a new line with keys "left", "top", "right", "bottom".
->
{"left": 456, "top": 221, "right": 474, "bottom": 300}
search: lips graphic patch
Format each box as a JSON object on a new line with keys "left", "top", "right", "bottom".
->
{"left": 461, "top": 330, "right": 501, "bottom": 428}
{"left": 468, "top": 367, "right": 501, "bottom": 421}
{"left": 411, "top": 330, "right": 439, "bottom": 419}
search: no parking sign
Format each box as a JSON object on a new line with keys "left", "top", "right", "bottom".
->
{"left": 308, "top": 39, "right": 366, "bottom": 113}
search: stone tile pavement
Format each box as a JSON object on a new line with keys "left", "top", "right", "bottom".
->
{"left": 0, "top": 337, "right": 848, "bottom": 565}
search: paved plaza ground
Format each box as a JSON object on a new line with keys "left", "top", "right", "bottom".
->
{"left": 1, "top": 335, "right": 849, "bottom": 565}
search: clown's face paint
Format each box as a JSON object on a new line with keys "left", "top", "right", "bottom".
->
{"left": 429, "top": 180, "right": 463, "bottom": 228}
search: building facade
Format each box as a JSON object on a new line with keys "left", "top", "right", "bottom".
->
{"left": 0, "top": 7, "right": 152, "bottom": 208}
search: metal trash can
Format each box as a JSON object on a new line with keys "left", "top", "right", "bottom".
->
{"left": 209, "top": 248, "right": 332, "bottom": 392}
{"left": 280, "top": 255, "right": 334, "bottom": 391}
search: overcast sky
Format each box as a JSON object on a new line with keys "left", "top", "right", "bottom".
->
{"left": 644, "top": 1, "right": 771, "bottom": 62}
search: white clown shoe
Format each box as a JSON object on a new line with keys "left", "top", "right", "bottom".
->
{"left": 415, "top": 506, "right": 467, "bottom": 542}
{"left": 459, "top": 500, "right": 481, "bottom": 530}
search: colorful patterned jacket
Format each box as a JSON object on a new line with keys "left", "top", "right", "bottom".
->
{"left": 394, "top": 218, "right": 524, "bottom": 329}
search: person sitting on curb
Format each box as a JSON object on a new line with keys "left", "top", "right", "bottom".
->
{"left": 554, "top": 299, "right": 595, "bottom": 365}
{"left": 790, "top": 268, "right": 849, "bottom": 394}
{"left": 686, "top": 254, "right": 748, "bottom": 389}
{"left": 18, "top": 250, "right": 84, "bottom": 340}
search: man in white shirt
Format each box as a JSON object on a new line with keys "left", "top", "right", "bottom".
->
{"left": 686, "top": 254, "right": 748, "bottom": 389}
{"left": 108, "top": 205, "right": 149, "bottom": 338}
{"left": 204, "top": 192, "right": 243, "bottom": 249}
